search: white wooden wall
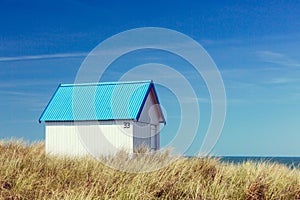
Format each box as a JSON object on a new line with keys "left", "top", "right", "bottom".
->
{"left": 45, "top": 120, "right": 133, "bottom": 156}
{"left": 45, "top": 90, "right": 163, "bottom": 156}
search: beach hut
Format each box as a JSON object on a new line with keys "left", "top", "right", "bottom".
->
{"left": 39, "top": 80, "right": 165, "bottom": 156}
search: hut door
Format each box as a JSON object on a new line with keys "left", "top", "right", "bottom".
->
{"left": 150, "top": 125, "right": 156, "bottom": 150}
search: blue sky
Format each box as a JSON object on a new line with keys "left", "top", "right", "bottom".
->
{"left": 0, "top": 0, "right": 300, "bottom": 156}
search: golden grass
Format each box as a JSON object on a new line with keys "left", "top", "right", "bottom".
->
{"left": 0, "top": 139, "right": 300, "bottom": 200}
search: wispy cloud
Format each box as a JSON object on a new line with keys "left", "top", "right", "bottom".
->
{"left": 0, "top": 52, "right": 87, "bottom": 62}
{"left": 0, "top": 90, "right": 35, "bottom": 96}
{"left": 0, "top": 90, "right": 49, "bottom": 111}
{"left": 256, "top": 50, "right": 300, "bottom": 67}
{"left": 200, "top": 38, "right": 245, "bottom": 46}
{"left": 0, "top": 80, "right": 60, "bottom": 89}
{"left": 266, "top": 77, "right": 300, "bottom": 84}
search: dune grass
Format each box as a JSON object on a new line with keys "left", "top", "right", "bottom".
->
{"left": 0, "top": 140, "right": 300, "bottom": 200}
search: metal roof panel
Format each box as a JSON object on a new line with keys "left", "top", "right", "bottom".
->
{"left": 39, "top": 80, "right": 160, "bottom": 122}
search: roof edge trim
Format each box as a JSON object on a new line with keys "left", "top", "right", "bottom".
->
{"left": 61, "top": 80, "right": 152, "bottom": 87}
{"left": 39, "top": 83, "right": 62, "bottom": 123}
{"left": 151, "top": 83, "right": 166, "bottom": 124}
{"left": 136, "top": 82, "right": 152, "bottom": 121}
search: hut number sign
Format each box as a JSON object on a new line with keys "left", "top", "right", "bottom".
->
{"left": 123, "top": 122, "right": 130, "bottom": 128}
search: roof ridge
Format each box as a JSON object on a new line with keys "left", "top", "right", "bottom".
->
{"left": 61, "top": 80, "right": 153, "bottom": 87}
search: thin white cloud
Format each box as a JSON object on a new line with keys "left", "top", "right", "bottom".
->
{"left": 200, "top": 38, "right": 244, "bottom": 46}
{"left": 0, "top": 52, "right": 87, "bottom": 62}
{"left": 0, "top": 80, "right": 60, "bottom": 89}
{"left": 266, "top": 77, "right": 299, "bottom": 84}
{"left": 0, "top": 90, "right": 34, "bottom": 96}
{"left": 0, "top": 91, "right": 49, "bottom": 111}
{"left": 256, "top": 50, "right": 300, "bottom": 67}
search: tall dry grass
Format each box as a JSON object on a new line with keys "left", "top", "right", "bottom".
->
{"left": 0, "top": 139, "right": 300, "bottom": 200}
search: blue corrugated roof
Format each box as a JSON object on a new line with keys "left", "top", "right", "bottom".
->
{"left": 39, "top": 80, "right": 164, "bottom": 122}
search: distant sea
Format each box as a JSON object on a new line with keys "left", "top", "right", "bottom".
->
{"left": 217, "top": 156, "right": 300, "bottom": 167}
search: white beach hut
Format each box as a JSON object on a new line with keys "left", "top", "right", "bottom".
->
{"left": 39, "top": 80, "right": 165, "bottom": 156}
